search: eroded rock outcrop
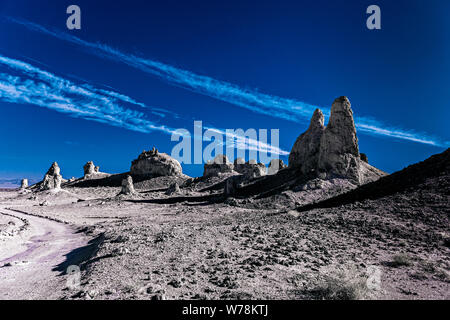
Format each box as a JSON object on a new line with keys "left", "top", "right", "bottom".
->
{"left": 289, "top": 108, "right": 325, "bottom": 174}
{"left": 84, "top": 161, "right": 95, "bottom": 176}
{"left": 20, "top": 179, "right": 28, "bottom": 189}
{"left": 120, "top": 175, "right": 136, "bottom": 195}
{"left": 268, "top": 159, "right": 287, "bottom": 175}
{"left": 318, "top": 96, "right": 360, "bottom": 182}
{"left": 234, "top": 159, "right": 266, "bottom": 179}
{"left": 131, "top": 147, "right": 182, "bottom": 177}
{"left": 203, "top": 155, "right": 234, "bottom": 178}
{"left": 40, "top": 162, "right": 63, "bottom": 190}
{"left": 289, "top": 97, "right": 385, "bottom": 184}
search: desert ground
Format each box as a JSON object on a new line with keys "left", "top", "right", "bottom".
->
{"left": 0, "top": 149, "right": 448, "bottom": 300}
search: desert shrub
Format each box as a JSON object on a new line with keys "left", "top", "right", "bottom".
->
{"left": 303, "top": 270, "right": 372, "bottom": 300}
{"left": 389, "top": 254, "right": 413, "bottom": 267}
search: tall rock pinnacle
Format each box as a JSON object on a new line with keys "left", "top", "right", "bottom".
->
{"left": 288, "top": 97, "right": 366, "bottom": 183}
{"left": 288, "top": 108, "right": 325, "bottom": 174}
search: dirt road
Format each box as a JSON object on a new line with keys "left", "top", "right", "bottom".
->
{"left": 0, "top": 208, "right": 89, "bottom": 299}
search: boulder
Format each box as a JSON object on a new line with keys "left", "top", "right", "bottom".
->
{"left": 268, "top": 159, "right": 287, "bottom": 175}
{"left": 289, "top": 108, "right": 325, "bottom": 174}
{"left": 40, "top": 162, "right": 63, "bottom": 190}
{"left": 131, "top": 148, "right": 182, "bottom": 177}
{"left": 203, "top": 155, "right": 234, "bottom": 178}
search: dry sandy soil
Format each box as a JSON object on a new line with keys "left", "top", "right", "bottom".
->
{"left": 0, "top": 150, "right": 448, "bottom": 300}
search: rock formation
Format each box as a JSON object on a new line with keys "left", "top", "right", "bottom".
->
{"left": 318, "top": 96, "right": 360, "bottom": 181}
{"left": 131, "top": 148, "right": 182, "bottom": 177}
{"left": 84, "top": 161, "right": 95, "bottom": 176}
{"left": 165, "top": 182, "right": 180, "bottom": 196}
{"left": 234, "top": 159, "right": 266, "bottom": 179}
{"left": 267, "top": 159, "right": 287, "bottom": 175}
{"left": 120, "top": 175, "right": 136, "bottom": 195}
{"left": 289, "top": 97, "right": 385, "bottom": 184}
{"left": 40, "top": 162, "right": 63, "bottom": 190}
{"left": 289, "top": 108, "right": 325, "bottom": 174}
{"left": 20, "top": 179, "right": 28, "bottom": 189}
{"left": 203, "top": 155, "right": 234, "bottom": 178}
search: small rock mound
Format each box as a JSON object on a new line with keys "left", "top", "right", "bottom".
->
{"left": 131, "top": 147, "right": 182, "bottom": 177}
{"left": 203, "top": 155, "right": 234, "bottom": 178}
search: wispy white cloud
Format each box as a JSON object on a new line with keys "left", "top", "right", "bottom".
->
{"left": 0, "top": 54, "right": 288, "bottom": 156}
{"left": 6, "top": 17, "right": 448, "bottom": 148}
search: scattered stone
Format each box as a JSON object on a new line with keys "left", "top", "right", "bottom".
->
{"left": 131, "top": 148, "right": 182, "bottom": 177}
{"left": 40, "top": 200, "right": 50, "bottom": 206}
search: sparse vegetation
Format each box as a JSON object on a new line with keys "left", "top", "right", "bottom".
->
{"left": 302, "top": 271, "right": 371, "bottom": 300}
{"left": 389, "top": 254, "right": 413, "bottom": 267}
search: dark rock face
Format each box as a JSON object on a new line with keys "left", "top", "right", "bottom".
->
{"left": 289, "top": 108, "right": 325, "bottom": 174}
{"left": 288, "top": 97, "right": 382, "bottom": 184}
{"left": 131, "top": 148, "right": 182, "bottom": 177}
{"left": 360, "top": 153, "right": 368, "bottom": 163}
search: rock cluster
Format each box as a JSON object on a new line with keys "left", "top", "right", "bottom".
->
{"left": 120, "top": 175, "right": 136, "bottom": 195}
{"left": 130, "top": 147, "right": 182, "bottom": 177}
{"left": 40, "top": 162, "right": 63, "bottom": 190}
{"left": 288, "top": 97, "right": 369, "bottom": 183}
{"left": 234, "top": 159, "right": 266, "bottom": 179}
{"left": 203, "top": 155, "right": 234, "bottom": 178}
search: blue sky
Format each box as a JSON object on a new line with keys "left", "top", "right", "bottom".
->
{"left": 0, "top": 0, "right": 449, "bottom": 182}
